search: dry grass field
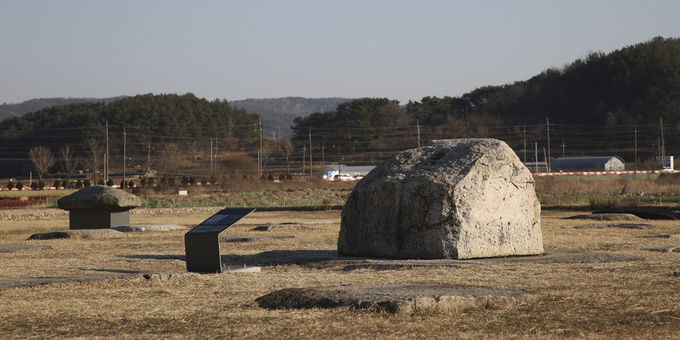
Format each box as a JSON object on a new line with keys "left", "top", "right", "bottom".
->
{"left": 1, "top": 207, "right": 679, "bottom": 338}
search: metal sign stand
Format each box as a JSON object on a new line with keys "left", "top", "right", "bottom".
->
{"left": 184, "top": 208, "right": 255, "bottom": 273}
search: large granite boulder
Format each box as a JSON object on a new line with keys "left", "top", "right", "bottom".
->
{"left": 338, "top": 139, "right": 543, "bottom": 259}
{"left": 58, "top": 185, "right": 142, "bottom": 211}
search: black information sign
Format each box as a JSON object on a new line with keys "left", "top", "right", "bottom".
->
{"left": 184, "top": 208, "right": 255, "bottom": 273}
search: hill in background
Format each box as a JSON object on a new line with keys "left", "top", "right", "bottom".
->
{"left": 229, "top": 97, "right": 352, "bottom": 138}
{"left": 1, "top": 96, "right": 351, "bottom": 139}
{"left": 0, "top": 97, "right": 126, "bottom": 121}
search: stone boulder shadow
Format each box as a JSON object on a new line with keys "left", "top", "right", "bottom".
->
{"left": 119, "top": 254, "right": 186, "bottom": 261}
{"left": 221, "top": 250, "right": 353, "bottom": 267}
{"left": 220, "top": 248, "right": 643, "bottom": 269}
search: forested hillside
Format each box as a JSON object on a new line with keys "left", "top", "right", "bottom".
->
{"left": 0, "top": 93, "right": 260, "bottom": 178}
{"left": 291, "top": 37, "right": 680, "bottom": 167}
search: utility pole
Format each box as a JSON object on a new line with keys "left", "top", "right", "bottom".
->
{"left": 542, "top": 147, "right": 548, "bottom": 173}
{"left": 259, "top": 118, "right": 263, "bottom": 177}
{"left": 546, "top": 117, "right": 551, "bottom": 172}
{"left": 417, "top": 120, "right": 421, "bottom": 147}
{"left": 321, "top": 145, "right": 325, "bottom": 173}
{"left": 561, "top": 140, "right": 565, "bottom": 158}
{"left": 660, "top": 117, "right": 666, "bottom": 168}
{"left": 302, "top": 146, "right": 306, "bottom": 177}
{"left": 522, "top": 125, "right": 527, "bottom": 164}
{"left": 534, "top": 142, "right": 538, "bottom": 173}
{"left": 210, "top": 138, "right": 213, "bottom": 178}
{"left": 309, "top": 129, "right": 313, "bottom": 181}
{"left": 634, "top": 126, "right": 638, "bottom": 172}
{"left": 147, "top": 143, "right": 151, "bottom": 172}
{"left": 338, "top": 145, "right": 342, "bottom": 176}
{"left": 122, "top": 127, "right": 126, "bottom": 188}
{"left": 105, "top": 120, "right": 109, "bottom": 181}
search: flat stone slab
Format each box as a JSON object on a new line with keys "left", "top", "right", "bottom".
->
{"left": 653, "top": 233, "right": 680, "bottom": 239}
{"left": 250, "top": 221, "right": 337, "bottom": 231}
{"left": 0, "top": 273, "right": 139, "bottom": 291}
{"left": 112, "top": 224, "right": 186, "bottom": 232}
{"left": 644, "top": 246, "right": 680, "bottom": 253}
{"left": 0, "top": 244, "right": 52, "bottom": 253}
{"left": 28, "top": 229, "right": 128, "bottom": 240}
{"left": 564, "top": 213, "right": 643, "bottom": 221}
{"left": 572, "top": 223, "right": 655, "bottom": 229}
{"left": 220, "top": 235, "right": 295, "bottom": 242}
{"left": 221, "top": 248, "right": 643, "bottom": 269}
{"left": 256, "top": 284, "right": 536, "bottom": 314}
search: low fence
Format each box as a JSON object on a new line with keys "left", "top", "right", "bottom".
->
{"left": 533, "top": 169, "right": 680, "bottom": 176}
{"left": 37, "top": 195, "right": 679, "bottom": 209}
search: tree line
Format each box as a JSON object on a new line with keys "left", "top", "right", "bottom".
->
{"left": 290, "top": 37, "right": 680, "bottom": 167}
{"left": 0, "top": 93, "right": 261, "bottom": 179}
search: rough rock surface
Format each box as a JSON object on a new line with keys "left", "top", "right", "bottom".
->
{"left": 338, "top": 139, "right": 543, "bottom": 259}
{"left": 256, "top": 284, "right": 536, "bottom": 314}
{"left": 57, "top": 185, "right": 142, "bottom": 210}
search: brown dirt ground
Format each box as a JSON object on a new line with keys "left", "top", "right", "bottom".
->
{"left": 0, "top": 208, "right": 679, "bottom": 338}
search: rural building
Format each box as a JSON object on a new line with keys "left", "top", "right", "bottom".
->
{"left": 322, "top": 164, "right": 375, "bottom": 181}
{"left": 656, "top": 156, "right": 674, "bottom": 170}
{"left": 551, "top": 156, "right": 625, "bottom": 172}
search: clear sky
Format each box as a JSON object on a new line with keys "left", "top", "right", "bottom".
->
{"left": 1, "top": 0, "right": 679, "bottom": 105}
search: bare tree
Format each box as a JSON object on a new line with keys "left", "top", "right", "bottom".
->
{"left": 59, "top": 145, "right": 78, "bottom": 184}
{"left": 160, "top": 143, "right": 182, "bottom": 176}
{"left": 83, "top": 138, "right": 101, "bottom": 184}
{"left": 28, "top": 146, "right": 55, "bottom": 185}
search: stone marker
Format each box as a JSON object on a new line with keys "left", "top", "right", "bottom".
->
{"left": 58, "top": 185, "right": 142, "bottom": 229}
{"left": 338, "top": 138, "right": 543, "bottom": 259}
{"left": 256, "top": 284, "right": 535, "bottom": 314}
